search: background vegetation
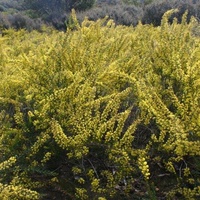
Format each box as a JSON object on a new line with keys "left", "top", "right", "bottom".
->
{"left": 0, "top": 9, "right": 200, "bottom": 199}
{"left": 1, "top": 0, "right": 200, "bottom": 30}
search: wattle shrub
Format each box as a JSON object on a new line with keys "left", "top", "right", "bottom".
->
{"left": 0, "top": 10, "right": 199, "bottom": 199}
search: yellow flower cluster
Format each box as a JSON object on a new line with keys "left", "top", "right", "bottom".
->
{"left": 0, "top": 157, "right": 16, "bottom": 171}
{"left": 178, "top": 186, "right": 200, "bottom": 200}
{"left": 138, "top": 156, "right": 150, "bottom": 180}
{"left": 0, "top": 184, "right": 39, "bottom": 200}
{"left": 51, "top": 120, "right": 69, "bottom": 150}
{"left": 41, "top": 152, "right": 52, "bottom": 165}
{"left": 30, "top": 132, "right": 51, "bottom": 156}
{"left": 75, "top": 188, "right": 88, "bottom": 200}
{"left": 165, "top": 161, "right": 176, "bottom": 174}
{"left": 91, "top": 178, "right": 100, "bottom": 192}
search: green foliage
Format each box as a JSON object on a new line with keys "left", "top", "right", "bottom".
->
{"left": 0, "top": 10, "right": 200, "bottom": 199}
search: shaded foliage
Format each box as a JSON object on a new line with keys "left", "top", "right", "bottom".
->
{"left": 77, "top": 4, "right": 142, "bottom": 26}
{"left": 142, "top": 0, "right": 200, "bottom": 26}
{"left": 0, "top": 12, "right": 43, "bottom": 31}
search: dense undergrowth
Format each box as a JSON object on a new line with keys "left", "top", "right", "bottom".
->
{"left": 0, "top": 10, "right": 200, "bottom": 199}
